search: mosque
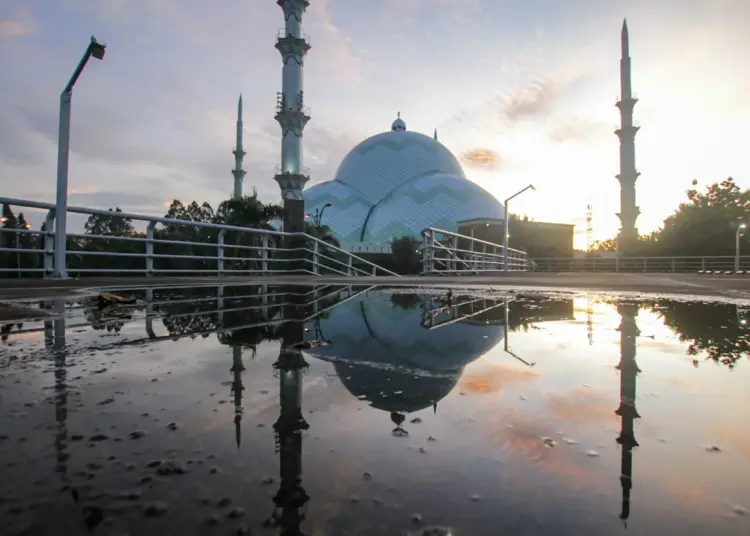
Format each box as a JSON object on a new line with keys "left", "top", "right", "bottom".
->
{"left": 229, "top": 2, "right": 638, "bottom": 257}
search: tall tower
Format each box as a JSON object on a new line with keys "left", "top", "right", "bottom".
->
{"left": 615, "top": 302, "right": 641, "bottom": 526}
{"left": 233, "top": 95, "right": 246, "bottom": 199}
{"left": 274, "top": 0, "right": 312, "bottom": 234}
{"left": 615, "top": 19, "right": 640, "bottom": 254}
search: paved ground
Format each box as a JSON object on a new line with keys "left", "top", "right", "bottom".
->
{"left": 2, "top": 272, "right": 750, "bottom": 301}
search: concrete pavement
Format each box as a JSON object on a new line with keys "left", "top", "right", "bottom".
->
{"left": 2, "top": 272, "right": 750, "bottom": 301}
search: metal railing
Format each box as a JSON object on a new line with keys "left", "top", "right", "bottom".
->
{"left": 531, "top": 255, "right": 750, "bottom": 273}
{"left": 0, "top": 196, "right": 399, "bottom": 279}
{"left": 420, "top": 227, "right": 530, "bottom": 275}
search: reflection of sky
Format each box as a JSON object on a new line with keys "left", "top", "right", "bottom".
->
{"left": 1, "top": 292, "right": 750, "bottom": 534}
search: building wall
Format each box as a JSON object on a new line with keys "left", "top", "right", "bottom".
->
{"left": 457, "top": 220, "right": 575, "bottom": 258}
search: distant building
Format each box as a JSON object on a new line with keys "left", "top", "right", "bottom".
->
{"left": 457, "top": 218, "right": 575, "bottom": 258}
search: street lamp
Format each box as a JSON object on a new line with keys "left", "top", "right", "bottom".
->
{"left": 54, "top": 36, "right": 106, "bottom": 279}
{"left": 735, "top": 223, "right": 746, "bottom": 272}
{"left": 305, "top": 201, "right": 332, "bottom": 227}
{"left": 503, "top": 184, "right": 535, "bottom": 272}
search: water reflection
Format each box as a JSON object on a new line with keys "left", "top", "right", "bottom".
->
{"left": 1, "top": 286, "right": 750, "bottom": 535}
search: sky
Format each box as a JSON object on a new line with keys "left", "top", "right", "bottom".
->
{"left": 1, "top": 0, "right": 749, "bottom": 249}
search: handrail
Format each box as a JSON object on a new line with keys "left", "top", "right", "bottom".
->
{"left": 0, "top": 196, "right": 400, "bottom": 278}
{"left": 424, "top": 226, "right": 527, "bottom": 255}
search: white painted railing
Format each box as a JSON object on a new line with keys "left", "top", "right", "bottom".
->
{"left": 532, "top": 256, "right": 750, "bottom": 273}
{"left": 0, "top": 196, "right": 399, "bottom": 278}
{"left": 420, "top": 227, "right": 530, "bottom": 275}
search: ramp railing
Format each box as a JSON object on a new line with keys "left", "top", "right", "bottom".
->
{"left": 420, "top": 227, "right": 530, "bottom": 275}
{"left": 0, "top": 196, "right": 399, "bottom": 278}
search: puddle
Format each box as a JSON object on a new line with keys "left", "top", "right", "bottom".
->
{"left": 1, "top": 284, "right": 749, "bottom": 535}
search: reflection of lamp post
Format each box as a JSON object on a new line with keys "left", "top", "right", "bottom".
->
{"left": 503, "top": 300, "right": 536, "bottom": 366}
{"left": 304, "top": 201, "right": 332, "bottom": 227}
{"left": 503, "top": 185, "right": 535, "bottom": 272}
{"left": 54, "top": 36, "right": 106, "bottom": 279}
{"left": 735, "top": 223, "right": 746, "bottom": 272}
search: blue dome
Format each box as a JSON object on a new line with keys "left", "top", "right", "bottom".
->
{"left": 304, "top": 180, "right": 373, "bottom": 243}
{"left": 362, "top": 171, "right": 504, "bottom": 242}
{"left": 334, "top": 129, "right": 466, "bottom": 205}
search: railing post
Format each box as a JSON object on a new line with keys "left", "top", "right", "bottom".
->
{"left": 671, "top": 258, "right": 676, "bottom": 273}
{"left": 262, "top": 235, "right": 269, "bottom": 274}
{"left": 701, "top": 257, "right": 705, "bottom": 272}
{"left": 146, "top": 221, "right": 156, "bottom": 276}
{"left": 372, "top": 264, "right": 377, "bottom": 276}
{"left": 347, "top": 256, "right": 353, "bottom": 276}
{"left": 217, "top": 230, "right": 225, "bottom": 275}
{"left": 421, "top": 232, "right": 429, "bottom": 274}
{"left": 43, "top": 209, "right": 56, "bottom": 278}
{"left": 312, "top": 240, "right": 319, "bottom": 275}
{"left": 643, "top": 258, "right": 647, "bottom": 272}
{"left": 451, "top": 236, "right": 458, "bottom": 274}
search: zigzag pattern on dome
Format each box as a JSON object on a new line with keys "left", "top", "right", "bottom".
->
{"left": 304, "top": 179, "right": 373, "bottom": 243}
{"left": 334, "top": 130, "right": 466, "bottom": 205}
{"left": 361, "top": 172, "right": 504, "bottom": 242}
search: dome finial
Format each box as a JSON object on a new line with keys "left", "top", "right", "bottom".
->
{"left": 391, "top": 112, "right": 406, "bottom": 132}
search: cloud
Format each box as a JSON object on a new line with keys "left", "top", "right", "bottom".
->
{"left": 306, "top": 0, "right": 363, "bottom": 84}
{"left": 548, "top": 119, "right": 611, "bottom": 144}
{"left": 504, "top": 78, "right": 560, "bottom": 122}
{"left": 458, "top": 363, "right": 538, "bottom": 395}
{"left": 461, "top": 148, "right": 503, "bottom": 170}
{"left": 0, "top": 11, "right": 37, "bottom": 37}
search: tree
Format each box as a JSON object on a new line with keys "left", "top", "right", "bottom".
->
{"left": 655, "top": 177, "right": 750, "bottom": 256}
{"left": 84, "top": 208, "right": 135, "bottom": 237}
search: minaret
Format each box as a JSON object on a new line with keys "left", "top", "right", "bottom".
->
{"left": 615, "top": 19, "right": 640, "bottom": 254}
{"left": 274, "top": 0, "right": 312, "bottom": 235}
{"left": 232, "top": 95, "right": 246, "bottom": 199}
{"left": 230, "top": 346, "right": 245, "bottom": 448}
{"left": 615, "top": 302, "right": 641, "bottom": 526}
{"left": 433, "top": 128, "right": 438, "bottom": 141}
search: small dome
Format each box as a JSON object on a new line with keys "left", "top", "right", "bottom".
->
{"left": 391, "top": 112, "right": 406, "bottom": 132}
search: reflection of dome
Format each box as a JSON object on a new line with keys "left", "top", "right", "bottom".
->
{"left": 304, "top": 291, "right": 504, "bottom": 414}
{"left": 304, "top": 115, "right": 503, "bottom": 245}
{"left": 362, "top": 171, "right": 505, "bottom": 242}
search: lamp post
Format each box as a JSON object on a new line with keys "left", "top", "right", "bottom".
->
{"left": 735, "top": 223, "right": 746, "bottom": 272}
{"left": 503, "top": 184, "right": 535, "bottom": 272}
{"left": 53, "top": 36, "right": 106, "bottom": 279}
{"left": 304, "top": 201, "right": 332, "bottom": 228}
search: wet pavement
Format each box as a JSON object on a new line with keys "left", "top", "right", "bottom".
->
{"left": 1, "top": 284, "right": 749, "bottom": 535}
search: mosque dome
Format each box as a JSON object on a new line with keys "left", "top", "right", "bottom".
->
{"left": 331, "top": 115, "right": 466, "bottom": 205}
{"left": 362, "top": 171, "right": 505, "bottom": 243}
{"left": 304, "top": 114, "right": 503, "bottom": 246}
{"left": 303, "top": 290, "right": 504, "bottom": 414}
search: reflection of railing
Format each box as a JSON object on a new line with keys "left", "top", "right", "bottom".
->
{"left": 0, "top": 196, "right": 398, "bottom": 278}
{"left": 1, "top": 285, "right": 377, "bottom": 345}
{"left": 420, "top": 227, "right": 530, "bottom": 275}
{"left": 419, "top": 294, "right": 536, "bottom": 367}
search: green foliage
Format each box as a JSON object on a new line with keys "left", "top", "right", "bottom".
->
{"left": 593, "top": 177, "right": 750, "bottom": 257}
{"left": 390, "top": 236, "right": 421, "bottom": 275}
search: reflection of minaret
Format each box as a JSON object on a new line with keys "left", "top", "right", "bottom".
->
{"left": 615, "top": 302, "right": 641, "bottom": 526}
{"left": 267, "top": 295, "right": 309, "bottom": 535}
{"left": 615, "top": 19, "right": 641, "bottom": 254}
{"left": 230, "top": 346, "right": 245, "bottom": 448}
{"left": 233, "top": 95, "right": 246, "bottom": 199}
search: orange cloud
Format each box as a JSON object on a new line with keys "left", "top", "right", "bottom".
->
{"left": 0, "top": 12, "right": 37, "bottom": 37}
{"left": 461, "top": 148, "right": 501, "bottom": 170}
{"left": 544, "top": 387, "right": 615, "bottom": 425}
{"left": 459, "top": 363, "right": 538, "bottom": 395}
